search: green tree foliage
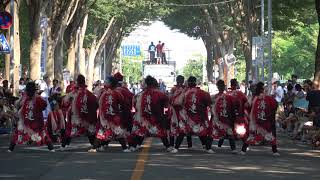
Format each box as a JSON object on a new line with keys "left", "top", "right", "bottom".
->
{"left": 122, "top": 56, "right": 143, "bottom": 83}
{"left": 273, "top": 0, "right": 316, "bottom": 33}
{"left": 182, "top": 55, "right": 204, "bottom": 83}
{"left": 273, "top": 23, "right": 317, "bottom": 79}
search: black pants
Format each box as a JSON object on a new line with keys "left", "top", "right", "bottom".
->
{"left": 242, "top": 126, "right": 278, "bottom": 153}
{"left": 161, "top": 53, "right": 167, "bottom": 64}
{"left": 150, "top": 52, "right": 155, "bottom": 64}
{"left": 175, "top": 134, "right": 211, "bottom": 150}
{"left": 61, "top": 131, "right": 96, "bottom": 148}
{"left": 170, "top": 135, "right": 192, "bottom": 147}
{"left": 217, "top": 136, "right": 236, "bottom": 150}
{"left": 9, "top": 142, "right": 54, "bottom": 151}
{"left": 241, "top": 143, "right": 278, "bottom": 153}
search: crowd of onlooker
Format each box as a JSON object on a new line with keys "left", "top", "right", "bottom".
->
{"left": 0, "top": 76, "right": 66, "bottom": 132}
{"left": 269, "top": 75, "right": 320, "bottom": 148}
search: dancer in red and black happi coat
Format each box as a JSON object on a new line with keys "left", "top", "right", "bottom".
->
{"left": 8, "top": 82, "right": 54, "bottom": 152}
{"left": 240, "top": 82, "right": 279, "bottom": 156}
{"left": 63, "top": 75, "right": 98, "bottom": 148}
{"left": 89, "top": 76, "right": 130, "bottom": 153}
{"left": 171, "top": 76, "right": 213, "bottom": 153}
{"left": 211, "top": 80, "right": 237, "bottom": 153}
{"left": 113, "top": 72, "right": 134, "bottom": 148}
{"left": 168, "top": 75, "right": 192, "bottom": 149}
{"left": 216, "top": 79, "right": 249, "bottom": 148}
{"left": 46, "top": 96, "right": 66, "bottom": 143}
{"left": 131, "top": 76, "right": 170, "bottom": 151}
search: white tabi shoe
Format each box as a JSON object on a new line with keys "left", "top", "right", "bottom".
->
{"left": 170, "top": 148, "right": 178, "bottom": 153}
{"left": 129, "top": 147, "right": 136, "bottom": 152}
{"left": 167, "top": 147, "right": 174, "bottom": 152}
{"left": 123, "top": 149, "right": 131, "bottom": 153}
{"left": 273, "top": 152, "right": 280, "bottom": 157}
{"left": 206, "top": 149, "right": 215, "bottom": 154}
{"left": 7, "top": 149, "right": 12, "bottom": 153}
{"left": 239, "top": 151, "right": 246, "bottom": 155}
{"left": 49, "top": 149, "right": 55, "bottom": 152}
{"left": 88, "top": 149, "right": 97, "bottom": 153}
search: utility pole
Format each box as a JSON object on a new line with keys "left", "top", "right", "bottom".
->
{"left": 261, "top": 0, "right": 265, "bottom": 82}
{"left": 103, "top": 44, "right": 106, "bottom": 80}
{"left": 9, "top": 0, "right": 14, "bottom": 92}
{"left": 268, "top": 0, "right": 272, "bottom": 92}
{"left": 76, "top": 28, "right": 80, "bottom": 78}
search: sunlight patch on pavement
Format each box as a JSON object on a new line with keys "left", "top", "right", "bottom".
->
{"left": 262, "top": 170, "right": 304, "bottom": 174}
{"left": 291, "top": 152, "right": 320, "bottom": 158}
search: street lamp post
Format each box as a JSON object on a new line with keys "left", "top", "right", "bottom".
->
{"left": 261, "top": 0, "right": 265, "bottom": 82}
{"left": 268, "top": 0, "right": 272, "bottom": 92}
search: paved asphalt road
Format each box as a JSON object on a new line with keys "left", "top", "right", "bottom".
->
{"left": 0, "top": 133, "right": 319, "bottom": 180}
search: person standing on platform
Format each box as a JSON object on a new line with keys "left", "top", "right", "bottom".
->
{"left": 148, "top": 42, "right": 156, "bottom": 64}
{"left": 161, "top": 42, "right": 167, "bottom": 64}
{"left": 156, "top": 41, "right": 162, "bottom": 64}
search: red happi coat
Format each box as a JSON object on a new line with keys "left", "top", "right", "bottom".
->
{"left": 168, "top": 85, "right": 185, "bottom": 136}
{"left": 96, "top": 87, "right": 127, "bottom": 140}
{"left": 115, "top": 86, "right": 134, "bottom": 129}
{"left": 132, "top": 87, "right": 169, "bottom": 137}
{"left": 227, "top": 89, "right": 249, "bottom": 138}
{"left": 211, "top": 92, "right": 236, "bottom": 139}
{"left": 66, "top": 86, "right": 98, "bottom": 137}
{"left": 245, "top": 94, "right": 277, "bottom": 145}
{"left": 46, "top": 109, "right": 65, "bottom": 142}
{"left": 178, "top": 87, "right": 211, "bottom": 136}
{"left": 13, "top": 95, "right": 51, "bottom": 145}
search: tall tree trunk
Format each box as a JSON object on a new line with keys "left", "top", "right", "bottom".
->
{"left": 67, "top": 37, "right": 76, "bottom": 77}
{"left": 54, "top": 37, "right": 63, "bottom": 81}
{"left": 75, "top": 14, "right": 88, "bottom": 78}
{"left": 228, "top": 0, "right": 258, "bottom": 83}
{"left": 315, "top": 0, "right": 320, "bottom": 89}
{"left": 27, "top": 0, "right": 48, "bottom": 80}
{"left": 13, "top": 0, "right": 21, "bottom": 95}
{"left": 86, "top": 17, "right": 116, "bottom": 90}
{"left": 46, "top": 33, "right": 55, "bottom": 79}
{"left": 46, "top": 0, "right": 79, "bottom": 80}
{"left": 93, "top": 53, "right": 101, "bottom": 80}
{"left": 203, "top": 38, "right": 214, "bottom": 82}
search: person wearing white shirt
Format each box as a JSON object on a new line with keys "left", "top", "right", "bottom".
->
{"left": 39, "top": 75, "right": 52, "bottom": 121}
{"left": 271, "top": 81, "right": 284, "bottom": 104}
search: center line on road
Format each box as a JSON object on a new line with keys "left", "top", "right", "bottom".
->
{"left": 130, "top": 138, "right": 153, "bottom": 180}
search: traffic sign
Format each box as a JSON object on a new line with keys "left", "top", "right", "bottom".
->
{"left": 0, "top": 33, "right": 10, "bottom": 54}
{"left": 121, "top": 45, "right": 141, "bottom": 57}
{"left": 0, "top": 11, "right": 12, "bottom": 29}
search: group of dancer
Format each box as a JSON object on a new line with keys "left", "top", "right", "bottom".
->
{"left": 8, "top": 73, "right": 279, "bottom": 156}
